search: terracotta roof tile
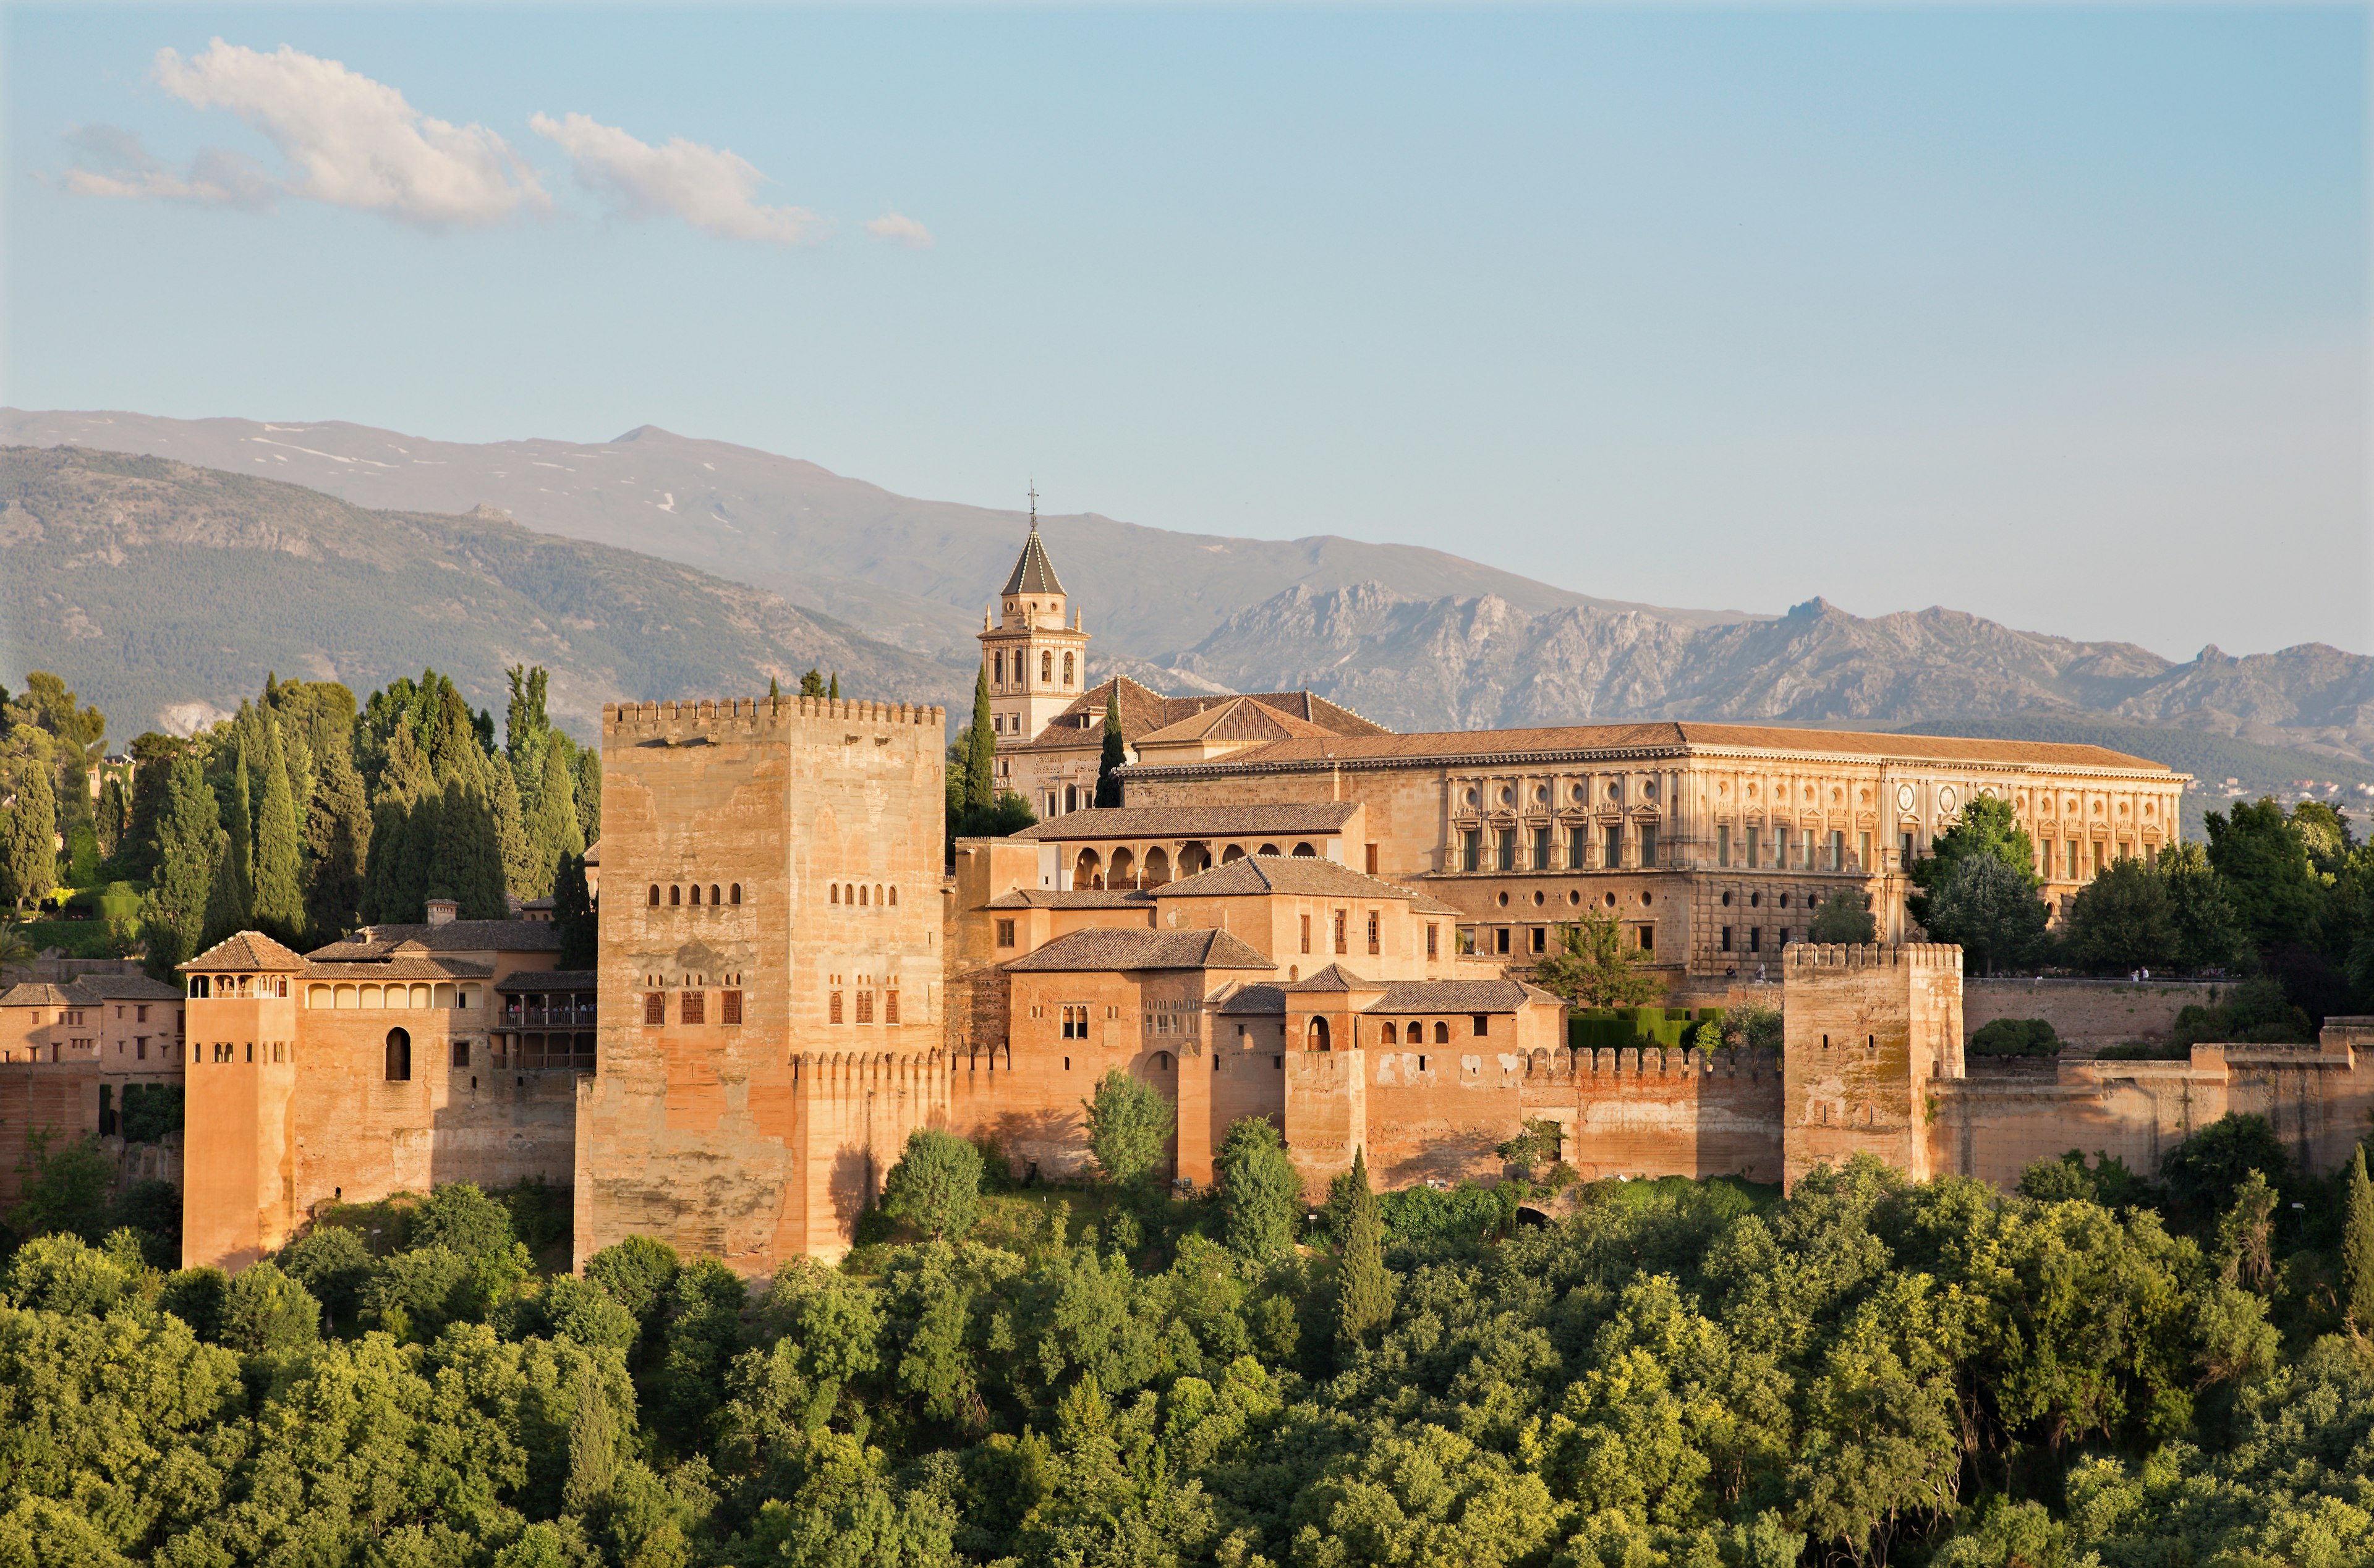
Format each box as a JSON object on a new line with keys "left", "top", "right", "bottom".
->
{"left": 1016, "top": 803, "right": 1360, "bottom": 842}
{"left": 1363, "top": 979, "right": 1560, "bottom": 1013}
{"left": 307, "top": 920, "right": 561, "bottom": 962}
{"left": 1003, "top": 527, "right": 1067, "bottom": 596}
{"left": 495, "top": 970, "right": 599, "bottom": 993}
{"left": 0, "top": 982, "right": 81, "bottom": 1007}
{"left": 302, "top": 957, "right": 494, "bottom": 981}
{"left": 180, "top": 930, "right": 308, "bottom": 972}
{"left": 1278, "top": 964, "right": 1378, "bottom": 993}
{"left": 68, "top": 975, "right": 184, "bottom": 1002}
{"left": 1017, "top": 677, "right": 1390, "bottom": 752}
{"left": 982, "top": 889, "right": 1157, "bottom": 909}
{"left": 1003, "top": 927, "right": 1275, "bottom": 972}
{"left": 1149, "top": 854, "right": 1426, "bottom": 902}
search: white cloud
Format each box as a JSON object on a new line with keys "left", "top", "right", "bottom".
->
{"left": 530, "top": 112, "right": 822, "bottom": 245}
{"left": 99, "top": 38, "right": 549, "bottom": 227}
{"left": 864, "top": 212, "right": 934, "bottom": 249}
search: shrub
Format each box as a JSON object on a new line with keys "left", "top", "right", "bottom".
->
{"left": 1968, "top": 1018, "right": 2061, "bottom": 1057}
{"left": 585, "top": 1234, "right": 680, "bottom": 1326}
{"left": 880, "top": 1129, "right": 984, "bottom": 1240}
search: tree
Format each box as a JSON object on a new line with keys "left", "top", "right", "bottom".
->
{"left": 880, "top": 1129, "right": 984, "bottom": 1240}
{"left": 2344, "top": 1145, "right": 2374, "bottom": 1333}
{"left": 119, "top": 732, "right": 187, "bottom": 879}
{"left": 6, "top": 1130, "right": 115, "bottom": 1243}
{"left": 799, "top": 669, "right": 827, "bottom": 698}
{"left": 0, "top": 753, "right": 56, "bottom": 907}
{"left": 1921, "top": 852, "right": 2048, "bottom": 975}
{"left": 429, "top": 777, "right": 509, "bottom": 919}
{"left": 2206, "top": 800, "right": 2326, "bottom": 951}
{"left": 142, "top": 754, "right": 222, "bottom": 977}
{"left": 222, "top": 1260, "right": 321, "bottom": 1352}
{"left": 768, "top": 676, "right": 781, "bottom": 703}
{"left": 2062, "top": 856, "right": 2177, "bottom": 973}
{"left": 221, "top": 738, "right": 257, "bottom": 928}
{"left": 493, "top": 759, "right": 537, "bottom": 900}
{"left": 553, "top": 852, "right": 597, "bottom": 969}
{"left": 94, "top": 775, "right": 129, "bottom": 861}
{"left": 1083, "top": 1069, "right": 1171, "bottom": 1186}
{"left": 574, "top": 748, "right": 603, "bottom": 846}
{"left": 966, "top": 669, "right": 996, "bottom": 815}
{"left": 2160, "top": 1112, "right": 2291, "bottom": 1220}
{"left": 1907, "top": 795, "right": 2041, "bottom": 934}
{"left": 1495, "top": 1118, "right": 1564, "bottom": 1180}
{"left": 1334, "top": 1146, "right": 1390, "bottom": 1350}
{"left": 249, "top": 719, "right": 306, "bottom": 945}
{"left": 2159, "top": 842, "right": 2245, "bottom": 972}
{"left": 1528, "top": 906, "right": 1663, "bottom": 1008}
{"left": 1215, "top": 1117, "right": 1299, "bottom": 1260}
{"left": 302, "top": 740, "right": 370, "bottom": 940}
{"left": 526, "top": 742, "right": 586, "bottom": 896}
{"left": 1094, "top": 689, "right": 1126, "bottom": 808}
{"left": 1810, "top": 891, "right": 1876, "bottom": 944}
{"left": 828, "top": 672, "right": 840, "bottom": 700}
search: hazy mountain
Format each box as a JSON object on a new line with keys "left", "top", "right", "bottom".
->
{"left": 1158, "top": 585, "right": 2374, "bottom": 769}
{"left": 0, "top": 409, "right": 1748, "bottom": 664}
{"left": 0, "top": 446, "right": 964, "bottom": 739}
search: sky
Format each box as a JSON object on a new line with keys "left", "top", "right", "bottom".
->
{"left": 3, "top": 4, "right": 2367, "bottom": 663}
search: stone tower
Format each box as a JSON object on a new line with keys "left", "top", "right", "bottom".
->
{"left": 1781, "top": 942, "right": 1963, "bottom": 1190}
{"left": 575, "top": 693, "right": 948, "bottom": 1271}
{"left": 979, "top": 495, "right": 1090, "bottom": 745}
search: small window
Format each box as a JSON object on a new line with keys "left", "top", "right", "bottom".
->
{"left": 888, "top": 886, "right": 898, "bottom": 907}
{"left": 710, "top": 884, "right": 721, "bottom": 905}
{"left": 721, "top": 990, "right": 742, "bottom": 1025}
{"left": 1434, "top": 1020, "right": 1450, "bottom": 1044}
{"left": 885, "top": 991, "right": 900, "bottom": 1025}
{"left": 682, "top": 991, "right": 705, "bottom": 1025}
{"left": 1426, "top": 924, "right": 1438, "bottom": 958}
{"left": 1721, "top": 926, "right": 1734, "bottom": 952}
{"left": 649, "top": 884, "right": 660, "bottom": 906}
{"left": 1367, "top": 910, "right": 1381, "bottom": 954}
{"left": 452, "top": 1039, "right": 470, "bottom": 1068}
{"left": 689, "top": 883, "right": 701, "bottom": 906}
{"left": 670, "top": 884, "right": 681, "bottom": 906}
{"left": 1473, "top": 1014, "right": 1489, "bottom": 1038}
{"left": 136, "top": 1005, "right": 148, "bottom": 1023}
{"left": 996, "top": 918, "right": 1017, "bottom": 948}
{"left": 731, "top": 884, "right": 742, "bottom": 904}
{"left": 859, "top": 885, "right": 870, "bottom": 907}
{"left": 856, "top": 990, "right": 874, "bottom": 1024}
{"left": 1300, "top": 914, "right": 1311, "bottom": 954}
{"left": 644, "top": 992, "right": 665, "bottom": 1025}
{"left": 830, "top": 990, "right": 844, "bottom": 1024}
{"left": 831, "top": 884, "right": 840, "bottom": 905}
{"left": 1495, "top": 928, "right": 1511, "bottom": 955}
{"left": 385, "top": 1027, "right": 412, "bottom": 1082}
{"left": 1382, "top": 1022, "right": 1399, "bottom": 1045}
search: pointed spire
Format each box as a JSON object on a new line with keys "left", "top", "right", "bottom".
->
{"left": 1002, "top": 486, "right": 1066, "bottom": 596}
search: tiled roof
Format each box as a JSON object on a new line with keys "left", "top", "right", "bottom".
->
{"left": 307, "top": 920, "right": 562, "bottom": 962}
{"left": 303, "top": 957, "right": 493, "bottom": 981}
{"left": 495, "top": 969, "right": 598, "bottom": 993}
{"left": 1017, "top": 677, "right": 1390, "bottom": 752}
{"left": 1408, "top": 893, "right": 1466, "bottom": 917}
{"left": 1134, "top": 697, "right": 1338, "bottom": 747}
{"left": 1003, "top": 927, "right": 1275, "bottom": 973}
{"left": 1215, "top": 983, "right": 1286, "bottom": 1015}
{"left": 1150, "top": 855, "right": 1426, "bottom": 902}
{"left": 1278, "top": 964, "right": 1377, "bottom": 993}
{"left": 1122, "top": 721, "right": 2173, "bottom": 774}
{"left": 68, "top": 974, "right": 184, "bottom": 1001}
{"left": 1016, "top": 803, "right": 1361, "bottom": 842}
{"left": 1363, "top": 979, "right": 1561, "bottom": 1013}
{"left": 982, "top": 889, "right": 1157, "bottom": 909}
{"left": 1003, "top": 527, "right": 1066, "bottom": 596}
{"left": 0, "top": 982, "right": 80, "bottom": 1007}
{"left": 181, "top": 930, "right": 308, "bottom": 972}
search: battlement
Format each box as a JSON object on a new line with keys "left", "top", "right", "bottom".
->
{"left": 600, "top": 696, "right": 947, "bottom": 737}
{"left": 1784, "top": 941, "right": 1962, "bottom": 972}
{"left": 1542, "top": 1045, "right": 1781, "bottom": 1080}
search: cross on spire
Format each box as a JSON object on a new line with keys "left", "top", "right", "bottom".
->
{"left": 1027, "top": 484, "right": 1039, "bottom": 530}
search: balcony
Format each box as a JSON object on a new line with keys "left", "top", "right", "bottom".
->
{"left": 500, "top": 996, "right": 597, "bottom": 1028}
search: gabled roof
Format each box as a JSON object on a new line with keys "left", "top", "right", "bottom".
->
{"left": 181, "top": 930, "right": 308, "bottom": 972}
{"left": 1003, "top": 926, "right": 1275, "bottom": 973}
{"left": 1003, "top": 527, "right": 1066, "bottom": 597}
{"left": 1134, "top": 697, "right": 1338, "bottom": 748}
{"left": 307, "top": 920, "right": 562, "bottom": 962}
{"left": 495, "top": 969, "right": 598, "bottom": 993}
{"left": 1015, "top": 676, "right": 1390, "bottom": 753}
{"left": 1278, "top": 964, "right": 1379, "bottom": 993}
{"left": 1150, "top": 854, "right": 1423, "bottom": 902}
{"left": 1363, "top": 979, "right": 1562, "bottom": 1014}
{"left": 304, "top": 957, "right": 493, "bottom": 981}
{"left": 69, "top": 974, "right": 184, "bottom": 1001}
{"left": 982, "top": 888, "right": 1157, "bottom": 909}
{"left": 1015, "top": 803, "right": 1360, "bottom": 842}
{"left": 0, "top": 982, "right": 80, "bottom": 1007}
{"left": 1215, "top": 983, "right": 1287, "bottom": 1015}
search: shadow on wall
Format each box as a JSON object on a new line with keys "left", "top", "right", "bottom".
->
{"left": 830, "top": 1145, "right": 873, "bottom": 1237}
{"left": 1381, "top": 1125, "right": 1501, "bottom": 1190}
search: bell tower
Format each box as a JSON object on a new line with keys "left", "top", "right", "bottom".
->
{"left": 979, "top": 488, "right": 1091, "bottom": 746}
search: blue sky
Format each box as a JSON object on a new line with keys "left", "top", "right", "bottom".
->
{"left": 4, "top": 4, "right": 2367, "bottom": 661}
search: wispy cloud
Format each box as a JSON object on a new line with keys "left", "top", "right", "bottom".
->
{"left": 530, "top": 112, "right": 822, "bottom": 245}
{"left": 60, "top": 123, "right": 277, "bottom": 209}
{"left": 864, "top": 212, "right": 934, "bottom": 250}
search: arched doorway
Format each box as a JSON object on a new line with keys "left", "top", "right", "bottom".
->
{"left": 385, "top": 1028, "right": 412, "bottom": 1082}
{"left": 1220, "top": 845, "right": 1246, "bottom": 865}
{"left": 1110, "top": 847, "right": 1138, "bottom": 888}
{"left": 1144, "top": 847, "right": 1172, "bottom": 887}
{"left": 1073, "top": 848, "right": 1102, "bottom": 889}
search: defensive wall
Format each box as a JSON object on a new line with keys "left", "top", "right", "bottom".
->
{"left": 1959, "top": 977, "right": 2220, "bottom": 1048}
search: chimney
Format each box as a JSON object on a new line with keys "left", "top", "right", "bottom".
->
{"left": 425, "top": 899, "right": 459, "bottom": 926}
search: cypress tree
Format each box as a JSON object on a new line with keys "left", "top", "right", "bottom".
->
{"left": 95, "top": 776, "right": 129, "bottom": 861}
{"left": 363, "top": 726, "right": 436, "bottom": 923}
{"left": 767, "top": 676, "right": 781, "bottom": 705}
{"left": 202, "top": 832, "right": 248, "bottom": 950}
{"left": 799, "top": 669, "right": 825, "bottom": 698}
{"left": 527, "top": 742, "right": 585, "bottom": 894}
{"left": 563, "top": 1365, "right": 619, "bottom": 1513}
{"left": 493, "top": 760, "right": 535, "bottom": 900}
{"left": 553, "top": 853, "right": 596, "bottom": 970}
{"left": 121, "top": 732, "right": 187, "bottom": 879}
{"left": 250, "top": 719, "right": 306, "bottom": 945}
{"left": 142, "top": 755, "right": 221, "bottom": 978}
{"left": 574, "top": 750, "right": 602, "bottom": 845}
{"left": 223, "top": 739, "right": 256, "bottom": 927}
{"left": 1, "top": 761, "right": 58, "bottom": 907}
{"left": 304, "top": 742, "right": 370, "bottom": 939}
{"left": 828, "top": 672, "right": 840, "bottom": 700}
{"left": 1335, "top": 1146, "right": 1391, "bottom": 1352}
{"left": 1094, "top": 689, "right": 1127, "bottom": 808}
{"left": 2346, "top": 1146, "right": 2374, "bottom": 1334}
{"left": 966, "top": 669, "right": 996, "bottom": 816}
{"left": 430, "top": 778, "right": 508, "bottom": 920}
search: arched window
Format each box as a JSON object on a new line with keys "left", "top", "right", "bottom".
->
{"left": 648, "top": 884, "right": 660, "bottom": 906}
{"left": 1381, "top": 1022, "right": 1399, "bottom": 1045}
{"left": 1292, "top": 842, "right": 1317, "bottom": 857}
{"left": 1063, "top": 652, "right": 1074, "bottom": 685}
{"left": 1433, "top": 1020, "right": 1450, "bottom": 1044}
{"left": 1309, "top": 1017, "right": 1331, "bottom": 1051}
{"left": 888, "top": 886, "right": 898, "bottom": 907}
{"left": 830, "top": 884, "right": 840, "bottom": 904}
{"left": 385, "top": 1028, "right": 412, "bottom": 1082}
{"left": 731, "top": 884, "right": 742, "bottom": 904}
{"left": 859, "top": 884, "right": 869, "bottom": 906}
{"left": 1040, "top": 651, "right": 1053, "bottom": 683}
{"left": 710, "top": 884, "right": 721, "bottom": 905}
{"left": 1258, "top": 843, "right": 1280, "bottom": 857}
{"left": 994, "top": 651, "right": 1005, "bottom": 684}
{"left": 689, "top": 884, "right": 701, "bottom": 906}
{"left": 1221, "top": 845, "right": 1246, "bottom": 864}
{"left": 670, "top": 885, "right": 681, "bottom": 905}
{"left": 875, "top": 884, "right": 885, "bottom": 906}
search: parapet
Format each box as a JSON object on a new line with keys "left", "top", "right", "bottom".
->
{"left": 602, "top": 696, "right": 947, "bottom": 739}
{"left": 1521, "top": 1045, "right": 1780, "bottom": 1080}
{"left": 1784, "top": 942, "right": 1962, "bottom": 972}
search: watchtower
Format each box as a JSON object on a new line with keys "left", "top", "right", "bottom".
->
{"left": 1781, "top": 943, "right": 1963, "bottom": 1190}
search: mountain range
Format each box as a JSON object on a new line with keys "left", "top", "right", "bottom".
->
{"left": 3, "top": 409, "right": 2368, "bottom": 817}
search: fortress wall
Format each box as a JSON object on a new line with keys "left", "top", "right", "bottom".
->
{"left": 1359, "top": 1046, "right": 1525, "bottom": 1192}
{"left": 1962, "top": 978, "right": 2220, "bottom": 1047}
{"left": 0, "top": 1059, "right": 99, "bottom": 1214}
{"left": 1784, "top": 944, "right": 1963, "bottom": 1189}
{"left": 1542, "top": 1046, "right": 1785, "bottom": 1184}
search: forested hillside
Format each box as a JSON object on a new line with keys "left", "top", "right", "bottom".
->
{"left": 0, "top": 446, "right": 963, "bottom": 739}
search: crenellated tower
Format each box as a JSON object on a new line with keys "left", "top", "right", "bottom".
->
{"left": 979, "top": 489, "right": 1091, "bottom": 747}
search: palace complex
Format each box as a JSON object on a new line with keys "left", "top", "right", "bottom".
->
{"left": 6, "top": 520, "right": 2370, "bottom": 1273}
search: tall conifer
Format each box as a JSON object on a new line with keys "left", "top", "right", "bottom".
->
{"left": 966, "top": 669, "right": 996, "bottom": 815}
{"left": 1, "top": 762, "right": 57, "bottom": 907}
{"left": 1335, "top": 1146, "right": 1391, "bottom": 1352}
{"left": 1094, "top": 690, "right": 1126, "bottom": 808}
{"left": 223, "top": 739, "right": 256, "bottom": 928}
{"left": 553, "top": 853, "right": 596, "bottom": 970}
{"left": 526, "top": 743, "right": 584, "bottom": 894}
{"left": 2346, "top": 1145, "right": 2374, "bottom": 1334}
{"left": 202, "top": 833, "right": 248, "bottom": 950}
{"left": 250, "top": 719, "right": 306, "bottom": 944}
{"left": 430, "top": 778, "right": 508, "bottom": 920}
{"left": 304, "top": 742, "right": 370, "bottom": 939}
{"left": 140, "top": 754, "right": 220, "bottom": 977}
{"left": 828, "top": 672, "right": 841, "bottom": 700}
{"left": 574, "top": 750, "right": 602, "bottom": 845}
{"left": 494, "top": 760, "right": 535, "bottom": 900}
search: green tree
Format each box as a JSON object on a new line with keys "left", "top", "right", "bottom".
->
{"left": 429, "top": 776, "right": 509, "bottom": 919}
{"left": 200, "top": 826, "right": 250, "bottom": 951}
{"left": 880, "top": 1129, "right": 984, "bottom": 1240}
{"left": 6, "top": 1130, "right": 116, "bottom": 1243}
{"left": 1529, "top": 906, "right": 1663, "bottom": 1007}
{"left": 0, "top": 752, "right": 57, "bottom": 907}
{"left": 828, "top": 672, "right": 840, "bottom": 700}
{"left": 1093, "top": 689, "right": 1126, "bottom": 808}
{"left": 221, "top": 738, "right": 257, "bottom": 927}
{"left": 141, "top": 753, "right": 223, "bottom": 977}
{"left": 2158, "top": 841, "right": 2245, "bottom": 972}
{"left": 118, "top": 732, "right": 188, "bottom": 879}
{"left": 1922, "top": 852, "right": 2049, "bottom": 974}
{"left": 302, "top": 739, "right": 370, "bottom": 939}
{"left": 553, "top": 852, "right": 597, "bottom": 969}
{"left": 585, "top": 1234, "right": 681, "bottom": 1328}
{"left": 1906, "top": 794, "right": 2041, "bottom": 933}
{"left": 1083, "top": 1069, "right": 1172, "bottom": 1187}
{"left": 2343, "top": 1145, "right": 2374, "bottom": 1333}
{"left": 493, "top": 758, "right": 536, "bottom": 900}
{"left": 799, "top": 669, "right": 827, "bottom": 698}
{"left": 2161, "top": 1112, "right": 2291, "bottom": 1220}
{"left": 1809, "top": 891, "right": 1876, "bottom": 944}
{"left": 1334, "top": 1146, "right": 1391, "bottom": 1350}
{"left": 222, "top": 1260, "right": 321, "bottom": 1352}
{"left": 1215, "top": 1116, "right": 1299, "bottom": 1261}
{"left": 965, "top": 669, "right": 996, "bottom": 815}
{"left": 2062, "top": 855, "right": 2177, "bottom": 973}
{"left": 526, "top": 741, "right": 586, "bottom": 896}
{"left": 250, "top": 718, "right": 306, "bottom": 945}
{"left": 574, "top": 747, "right": 603, "bottom": 845}
{"left": 2205, "top": 799, "right": 2326, "bottom": 950}
{"left": 93, "top": 774, "right": 129, "bottom": 860}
